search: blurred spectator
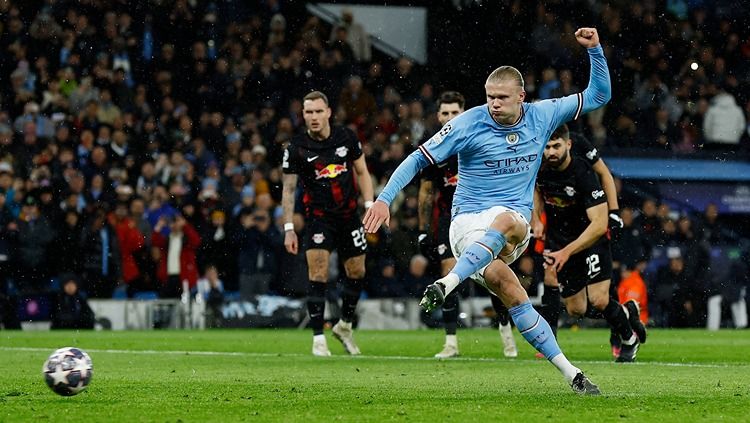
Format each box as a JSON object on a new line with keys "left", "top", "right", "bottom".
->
{"left": 50, "top": 274, "right": 95, "bottom": 330}
{"left": 110, "top": 202, "right": 146, "bottom": 297}
{"left": 653, "top": 249, "right": 691, "bottom": 327}
{"left": 199, "top": 209, "right": 235, "bottom": 288}
{"left": 151, "top": 214, "right": 201, "bottom": 298}
{"left": 703, "top": 89, "right": 746, "bottom": 149}
{"left": 235, "top": 207, "right": 282, "bottom": 298}
{"left": 79, "top": 208, "right": 121, "bottom": 298}
{"left": 196, "top": 264, "right": 224, "bottom": 328}
{"left": 331, "top": 8, "right": 371, "bottom": 63}
{"left": 618, "top": 265, "right": 648, "bottom": 325}
{"left": 11, "top": 196, "right": 55, "bottom": 294}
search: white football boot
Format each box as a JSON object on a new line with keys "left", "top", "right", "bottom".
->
{"left": 312, "top": 334, "right": 331, "bottom": 357}
{"left": 499, "top": 322, "right": 518, "bottom": 358}
{"left": 332, "top": 320, "right": 361, "bottom": 355}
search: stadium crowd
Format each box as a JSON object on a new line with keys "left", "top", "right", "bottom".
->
{"left": 0, "top": 0, "right": 748, "bottom": 329}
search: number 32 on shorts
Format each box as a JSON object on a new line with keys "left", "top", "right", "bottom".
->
{"left": 351, "top": 227, "right": 367, "bottom": 251}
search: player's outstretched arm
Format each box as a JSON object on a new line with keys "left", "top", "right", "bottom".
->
{"left": 364, "top": 150, "right": 431, "bottom": 233}
{"left": 576, "top": 27, "right": 611, "bottom": 114}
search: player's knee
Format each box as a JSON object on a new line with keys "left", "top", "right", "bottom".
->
{"left": 589, "top": 295, "right": 609, "bottom": 311}
{"left": 345, "top": 267, "right": 365, "bottom": 280}
{"left": 308, "top": 268, "right": 328, "bottom": 282}
{"left": 490, "top": 213, "right": 525, "bottom": 244}
{"left": 566, "top": 304, "right": 586, "bottom": 317}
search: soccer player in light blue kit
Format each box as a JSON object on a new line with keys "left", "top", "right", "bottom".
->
{"left": 363, "top": 28, "right": 610, "bottom": 394}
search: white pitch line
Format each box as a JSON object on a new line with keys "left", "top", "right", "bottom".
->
{"left": 1, "top": 346, "right": 745, "bottom": 369}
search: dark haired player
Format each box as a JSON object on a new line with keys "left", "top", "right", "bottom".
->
{"left": 533, "top": 124, "right": 646, "bottom": 362}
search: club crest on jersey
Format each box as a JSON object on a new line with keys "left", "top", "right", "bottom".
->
{"left": 335, "top": 146, "right": 348, "bottom": 157}
{"left": 312, "top": 233, "right": 325, "bottom": 244}
{"left": 315, "top": 163, "right": 348, "bottom": 179}
{"left": 437, "top": 244, "right": 448, "bottom": 256}
{"left": 564, "top": 186, "right": 576, "bottom": 196}
{"left": 506, "top": 133, "right": 519, "bottom": 145}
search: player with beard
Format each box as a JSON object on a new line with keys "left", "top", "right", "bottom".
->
{"left": 533, "top": 124, "right": 646, "bottom": 362}
{"left": 282, "top": 91, "right": 374, "bottom": 356}
{"left": 418, "top": 91, "right": 518, "bottom": 358}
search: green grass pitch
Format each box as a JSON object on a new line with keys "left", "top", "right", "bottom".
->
{"left": 2, "top": 328, "right": 749, "bottom": 422}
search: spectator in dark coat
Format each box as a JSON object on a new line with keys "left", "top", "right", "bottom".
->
{"left": 234, "top": 207, "right": 282, "bottom": 297}
{"left": 10, "top": 196, "right": 56, "bottom": 294}
{"left": 79, "top": 208, "right": 122, "bottom": 298}
{"left": 51, "top": 274, "right": 95, "bottom": 330}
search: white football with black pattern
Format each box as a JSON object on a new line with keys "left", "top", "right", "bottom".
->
{"left": 42, "top": 347, "right": 93, "bottom": 396}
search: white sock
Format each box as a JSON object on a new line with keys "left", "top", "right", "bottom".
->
{"left": 313, "top": 334, "right": 326, "bottom": 343}
{"left": 550, "top": 353, "right": 581, "bottom": 384}
{"left": 439, "top": 273, "right": 461, "bottom": 296}
{"left": 445, "top": 334, "right": 457, "bottom": 346}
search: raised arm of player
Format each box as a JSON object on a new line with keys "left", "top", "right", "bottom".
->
{"left": 576, "top": 28, "right": 611, "bottom": 114}
{"left": 544, "top": 202, "right": 608, "bottom": 272}
{"left": 281, "top": 173, "right": 299, "bottom": 254}
{"left": 353, "top": 154, "right": 374, "bottom": 207}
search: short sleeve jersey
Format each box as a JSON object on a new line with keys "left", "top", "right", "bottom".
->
{"left": 282, "top": 126, "right": 363, "bottom": 219}
{"left": 536, "top": 156, "right": 607, "bottom": 247}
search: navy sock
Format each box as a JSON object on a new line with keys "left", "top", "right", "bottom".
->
{"left": 540, "top": 286, "right": 560, "bottom": 338}
{"left": 340, "top": 278, "right": 363, "bottom": 322}
{"left": 602, "top": 299, "right": 634, "bottom": 342}
{"left": 442, "top": 292, "right": 459, "bottom": 335}
{"left": 307, "top": 281, "right": 327, "bottom": 335}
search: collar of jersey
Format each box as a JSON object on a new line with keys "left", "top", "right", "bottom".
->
{"left": 486, "top": 103, "right": 526, "bottom": 129}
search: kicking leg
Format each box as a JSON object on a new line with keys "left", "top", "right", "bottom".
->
{"left": 420, "top": 211, "right": 525, "bottom": 312}
{"left": 484, "top": 259, "right": 600, "bottom": 395}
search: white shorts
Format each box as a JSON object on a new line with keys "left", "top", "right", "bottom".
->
{"left": 449, "top": 205, "right": 532, "bottom": 288}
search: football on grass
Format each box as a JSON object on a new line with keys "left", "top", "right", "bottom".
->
{"left": 42, "top": 347, "right": 93, "bottom": 396}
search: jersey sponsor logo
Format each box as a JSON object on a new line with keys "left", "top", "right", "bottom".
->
{"left": 483, "top": 154, "right": 538, "bottom": 175}
{"left": 564, "top": 186, "right": 576, "bottom": 196}
{"left": 335, "top": 146, "right": 348, "bottom": 157}
{"left": 591, "top": 189, "right": 605, "bottom": 199}
{"left": 315, "top": 163, "right": 348, "bottom": 179}
{"left": 307, "top": 155, "right": 319, "bottom": 162}
{"left": 312, "top": 233, "right": 325, "bottom": 244}
{"left": 506, "top": 132, "right": 519, "bottom": 145}
{"left": 443, "top": 174, "right": 458, "bottom": 187}
{"left": 586, "top": 148, "right": 597, "bottom": 161}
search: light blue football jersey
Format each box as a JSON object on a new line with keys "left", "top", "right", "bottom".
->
{"left": 417, "top": 94, "right": 583, "bottom": 222}
{"left": 376, "top": 46, "right": 610, "bottom": 223}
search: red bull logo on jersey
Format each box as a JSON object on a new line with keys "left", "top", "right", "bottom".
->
{"left": 315, "top": 163, "right": 348, "bottom": 179}
{"left": 443, "top": 174, "right": 459, "bottom": 187}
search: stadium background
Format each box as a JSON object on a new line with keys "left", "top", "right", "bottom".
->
{"left": 0, "top": 0, "right": 749, "bottom": 331}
